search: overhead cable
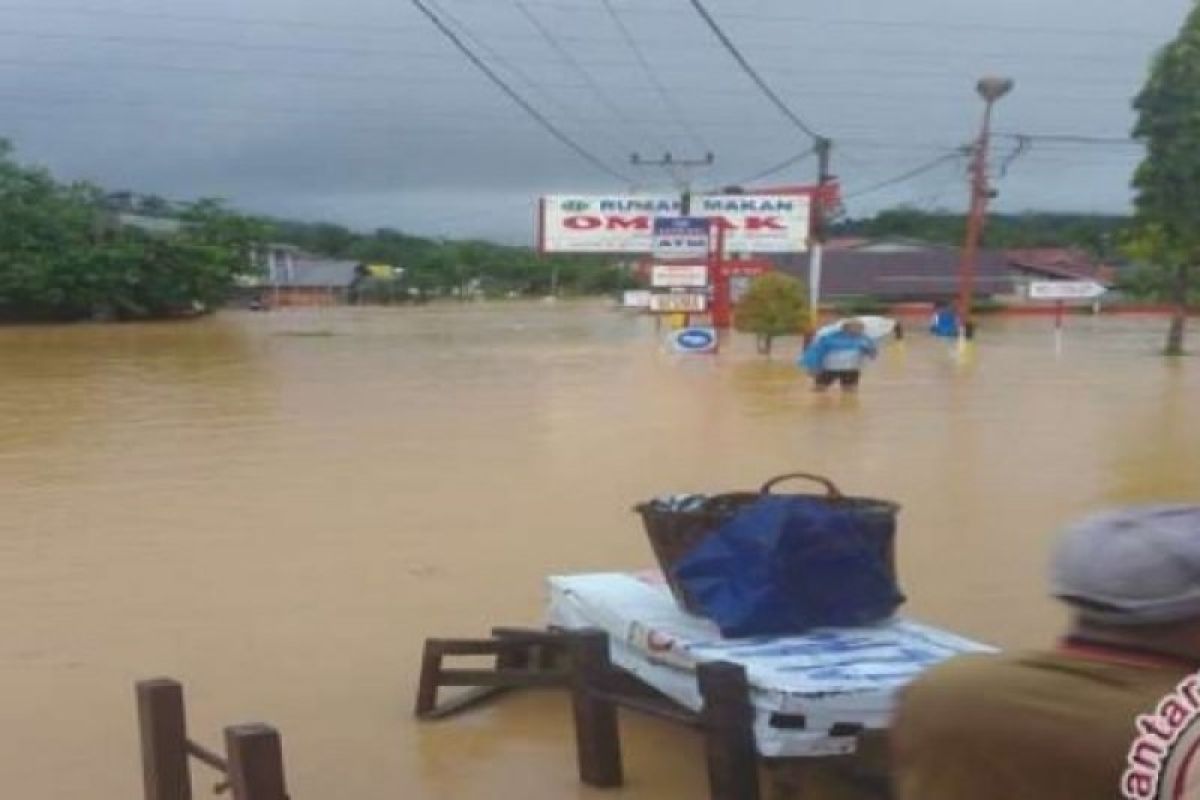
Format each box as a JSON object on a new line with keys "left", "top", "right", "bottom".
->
{"left": 513, "top": 0, "right": 669, "bottom": 151}
{"left": 729, "top": 146, "right": 819, "bottom": 188}
{"left": 597, "top": 0, "right": 708, "bottom": 151}
{"left": 842, "top": 150, "right": 968, "bottom": 200}
{"left": 685, "top": 0, "right": 823, "bottom": 142}
{"left": 424, "top": 0, "right": 640, "bottom": 155}
{"left": 410, "top": 0, "right": 631, "bottom": 182}
{"left": 995, "top": 132, "right": 1141, "bottom": 146}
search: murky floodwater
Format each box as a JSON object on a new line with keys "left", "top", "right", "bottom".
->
{"left": 1, "top": 302, "right": 1197, "bottom": 799}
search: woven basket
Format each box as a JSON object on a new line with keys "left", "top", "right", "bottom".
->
{"left": 634, "top": 473, "right": 900, "bottom": 614}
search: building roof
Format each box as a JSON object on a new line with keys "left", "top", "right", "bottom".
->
{"left": 282, "top": 257, "right": 361, "bottom": 288}
{"left": 1006, "top": 248, "right": 1114, "bottom": 284}
{"left": 775, "top": 245, "right": 1014, "bottom": 300}
{"left": 115, "top": 213, "right": 185, "bottom": 235}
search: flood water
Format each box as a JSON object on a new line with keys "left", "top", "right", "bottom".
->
{"left": 1, "top": 301, "right": 1197, "bottom": 799}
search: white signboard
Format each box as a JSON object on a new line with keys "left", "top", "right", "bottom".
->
{"left": 1029, "top": 281, "right": 1107, "bottom": 300}
{"left": 651, "top": 264, "right": 709, "bottom": 289}
{"left": 649, "top": 293, "right": 708, "bottom": 313}
{"left": 621, "top": 290, "right": 652, "bottom": 309}
{"left": 541, "top": 194, "right": 810, "bottom": 254}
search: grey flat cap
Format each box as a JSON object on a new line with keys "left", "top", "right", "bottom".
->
{"left": 1051, "top": 505, "right": 1200, "bottom": 625}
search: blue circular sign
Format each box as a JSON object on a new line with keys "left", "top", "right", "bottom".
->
{"left": 673, "top": 327, "right": 717, "bottom": 352}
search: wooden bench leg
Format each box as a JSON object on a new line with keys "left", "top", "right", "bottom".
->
{"left": 698, "top": 662, "right": 761, "bottom": 800}
{"left": 225, "top": 724, "right": 288, "bottom": 800}
{"left": 415, "top": 640, "right": 446, "bottom": 717}
{"left": 136, "top": 678, "right": 193, "bottom": 800}
{"left": 568, "top": 629, "right": 623, "bottom": 788}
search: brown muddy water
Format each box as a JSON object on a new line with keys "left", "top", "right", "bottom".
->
{"left": 1, "top": 301, "right": 1197, "bottom": 799}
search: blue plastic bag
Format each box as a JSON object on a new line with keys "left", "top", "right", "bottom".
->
{"left": 672, "top": 495, "right": 905, "bottom": 638}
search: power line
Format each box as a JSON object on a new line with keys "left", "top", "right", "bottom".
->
{"left": 685, "top": 0, "right": 822, "bottom": 142}
{"left": 409, "top": 0, "right": 630, "bottom": 182}
{"left": 512, "top": 0, "right": 669, "bottom": 152}
{"left": 728, "top": 146, "right": 819, "bottom": 188}
{"left": 422, "top": 0, "right": 641, "bottom": 155}
{"left": 0, "top": 47, "right": 1139, "bottom": 107}
{"left": 0, "top": 2, "right": 1169, "bottom": 41}
{"left": 450, "top": 0, "right": 1171, "bottom": 40}
{"left": 995, "top": 132, "right": 1141, "bottom": 146}
{"left": 0, "top": 27, "right": 1160, "bottom": 73}
{"left": 596, "top": 0, "right": 708, "bottom": 152}
{"left": 842, "top": 150, "right": 968, "bottom": 200}
{"left": 996, "top": 135, "right": 1031, "bottom": 179}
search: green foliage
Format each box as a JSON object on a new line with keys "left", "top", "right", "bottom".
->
{"left": 1128, "top": 4, "right": 1200, "bottom": 354}
{"left": 834, "top": 296, "right": 890, "bottom": 315}
{"left": 834, "top": 208, "right": 1128, "bottom": 257}
{"left": 0, "top": 141, "right": 266, "bottom": 322}
{"left": 261, "top": 218, "right": 629, "bottom": 298}
{"left": 734, "top": 272, "right": 810, "bottom": 354}
{"left": 970, "top": 298, "right": 1008, "bottom": 315}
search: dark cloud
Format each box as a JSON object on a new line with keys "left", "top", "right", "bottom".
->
{"left": 1, "top": 0, "right": 1190, "bottom": 242}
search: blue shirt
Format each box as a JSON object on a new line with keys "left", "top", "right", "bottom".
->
{"left": 800, "top": 332, "right": 877, "bottom": 373}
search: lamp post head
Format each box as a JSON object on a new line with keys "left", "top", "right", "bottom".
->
{"left": 977, "top": 76, "right": 1014, "bottom": 103}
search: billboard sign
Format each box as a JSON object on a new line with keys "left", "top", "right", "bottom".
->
{"left": 652, "top": 216, "right": 710, "bottom": 259}
{"left": 651, "top": 263, "right": 709, "bottom": 289}
{"left": 541, "top": 194, "right": 810, "bottom": 254}
{"left": 649, "top": 293, "right": 708, "bottom": 313}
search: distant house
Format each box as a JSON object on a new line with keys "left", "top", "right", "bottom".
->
{"left": 1006, "top": 248, "right": 1118, "bottom": 297}
{"left": 255, "top": 244, "right": 364, "bottom": 307}
{"left": 113, "top": 213, "right": 185, "bottom": 236}
{"left": 775, "top": 239, "right": 1016, "bottom": 303}
{"left": 774, "top": 239, "right": 1114, "bottom": 305}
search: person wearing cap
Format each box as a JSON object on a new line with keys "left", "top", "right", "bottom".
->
{"left": 891, "top": 506, "right": 1200, "bottom": 800}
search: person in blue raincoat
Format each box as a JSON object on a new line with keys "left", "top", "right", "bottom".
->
{"left": 800, "top": 320, "right": 878, "bottom": 392}
{"left": 930, "top": 302, "right": 960, "bottom": 338}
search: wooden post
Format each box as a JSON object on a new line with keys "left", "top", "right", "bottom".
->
{"left": 568, "top": 629, "right": 623, "bottom": 788}
{"left": 225, "top": 724, "right": 288, "bottom": 800}
{"left": 136, "top": 678, "right": 193, "bottom": 800}
{"left": 698, "top": 662, "right": 760, "bottom": 800}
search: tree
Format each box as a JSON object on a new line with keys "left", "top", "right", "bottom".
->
{"left": 0, "top": 141, "right": 265, "bottom": 321}
{"left": 1130, "top": 3, "right": 1200, "bottom": 355}
{"left": 734, "top": 272, "right": 810, "bottom": 355}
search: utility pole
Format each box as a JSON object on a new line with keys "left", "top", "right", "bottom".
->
{"left": 631, "top": 152, "right": 715, "bottom": 214}
{"left": 957, "top": 76, "right": 1014, "bottom": 340}
{"left": 809, "top": 137, "right": 833, "bottom": 325}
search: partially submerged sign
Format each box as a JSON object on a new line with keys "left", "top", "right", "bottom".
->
{"left": 670, "top": 327, "right": 718, "bottom": 354}
{"left": 540, "top": 194, "right": 810, "bottom": 254}
{"left": 651, "top": 263, "right": 709, "bottom": 289}
{"left": 649, "top": 293, "right": 708, "bottom": 313}
{"left": 1029, "top": 281, "right": 1107, "bottom": 300}
{"left": 621, "top": 290, "right": 652, "bottom": 309}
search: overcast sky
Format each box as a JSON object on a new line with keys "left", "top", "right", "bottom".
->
{"left": 1, "top": 0, "right": 1192, "bottom": 243}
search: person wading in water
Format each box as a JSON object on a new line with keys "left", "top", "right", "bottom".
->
{"left": 800, "top": 319, "right": 878, "bottom": 393}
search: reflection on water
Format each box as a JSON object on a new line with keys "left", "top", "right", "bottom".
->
{"left": 0, "top": 304, "right": 1196, "bottom": 799}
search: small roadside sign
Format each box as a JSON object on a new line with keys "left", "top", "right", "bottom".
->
{"left": 652, "top": 217, "right": 711, "bottom": 260}
{"left": 1029, "top": 281, "right": 1107, "bottom": 301}
{"left": 670, "top": 326, "right": 718, "bottom": 354}
{"left": 649, "top": 293, "right": 708, "bottom": 313}
{"left": 651, "top": 263, "right": 709, "bottom": 289}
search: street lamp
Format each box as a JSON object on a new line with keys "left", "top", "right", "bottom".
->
{"left": 957, "top": 76, "right": 1014, "bottom": 339}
